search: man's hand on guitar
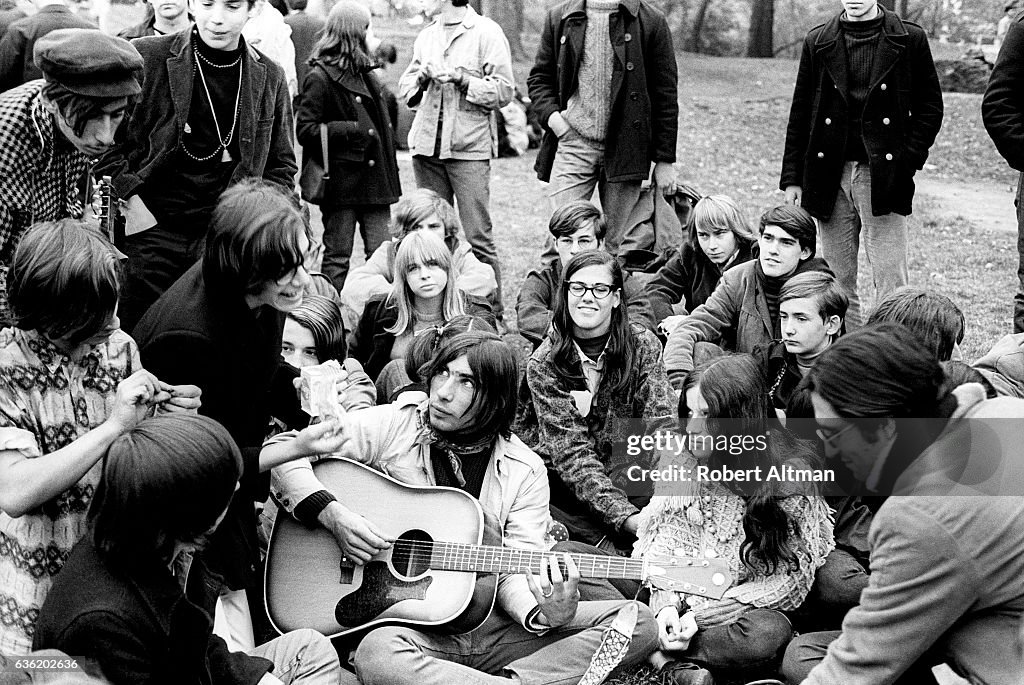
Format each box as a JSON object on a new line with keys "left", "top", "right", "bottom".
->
{"left": 318, "top": 501, "right": 394, "bottom": 565}
{"left": 527, "top": 552, "right": 580, "bottom": 628}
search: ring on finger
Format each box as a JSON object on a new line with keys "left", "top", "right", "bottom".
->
{"left": 541, "top": 588, "right": 554, "bottom": 598}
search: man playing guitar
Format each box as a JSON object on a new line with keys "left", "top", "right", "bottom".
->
{"left": 269, "top": 331, "right": 660, "bottom": 685}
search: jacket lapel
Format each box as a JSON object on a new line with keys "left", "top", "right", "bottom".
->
{"left": 239, "top": 42, "right": 266, "bottom": 167}
{"left": 167, "top": 32, "right": 193, "bottom": 139}
{"left": 814, "top": 14, "right": 848, "bottom": 104}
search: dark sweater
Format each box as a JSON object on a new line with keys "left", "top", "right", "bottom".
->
{"left": 841, "top": 12, "right": 884, "bottom": 161}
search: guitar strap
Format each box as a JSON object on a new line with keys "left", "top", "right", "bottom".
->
{"left": 577, "top": 602, "right": 638, "bottom": 685}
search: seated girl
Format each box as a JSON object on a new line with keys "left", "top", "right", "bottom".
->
{"left": 339, "top": 188, "right": 497, "bottom": 331}
{"left": 375, "top": 313, "right": 496, "bottom": 404}
{"left": 646, "top": 195, "right": 757, "bottom": 337}
{"left": 635, "top": 354, "right": 834, "bottom": 685}
{"left": 0, "top": 220, "right": 200, "bottom": 653}
{"left": 350, "top": 230, "right": 493, "bottom": 381}
{"left": 514, "top": 250, "right": 677, "bottom": 552}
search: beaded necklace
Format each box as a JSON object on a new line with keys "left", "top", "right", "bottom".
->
{"left": 182, "top": 40, "right": 242, "bottom": 163}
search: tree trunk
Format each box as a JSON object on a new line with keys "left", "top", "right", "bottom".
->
{"left": 481, "top": 0, "right": 526, "bottom": 62}
{"left": 688, "top": 0, "right": 715, "bottom": 53}
{"left": 747, "top": 0, "right": 775, "bottom": 58}
{"left": 898, "top": 0, "right": 910, "bottom": 16}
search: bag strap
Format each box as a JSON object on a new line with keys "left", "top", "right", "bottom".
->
{"left": 320, "top": 123, "right": 330, "bottom": 177}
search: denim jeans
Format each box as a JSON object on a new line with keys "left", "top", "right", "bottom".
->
{"left": 353, "top": 600, "right": 658, "bottom": 685}
{"left": 322, "top": 204, "right": 392, "bottom": 292}
{"left": 249, "top": 628, "right": 353, "bottom": 685}
{"left": 546, "top": 129, "right": 643, "bottom": 258}
{"left": 413, "top": 155, "right": 504, "bottom": 318}
{"left": 818, "top": 161, "right": 909, "bottom": 329}
{"left": 781, "top": 630, "right": 941, "bottom": 685}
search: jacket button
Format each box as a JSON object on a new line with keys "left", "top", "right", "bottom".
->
{"left": 626, "top": 62, "right": 634, "bottom": 71}
{"left": 560, "top": 35, "right": 566, "bottom": 44}
{"left": 834, "top": 84, "right": 838, "bottom": 89}
{"left": 885, "top": 153, "right": 893, "bottom": 161}
{"left": 882, "top": 117, "right": 890, "bottom": 125}
{"left": 368, "top": 128, "right": 375, "bottom": 137}
{"left": 624, "top": 32, "right": 632, "bottom": 41}
{"left": 824, "top": 117, "right": 831, "bottom": 125}
{"left": 817, "top": 151, "right": 824, "bottom": 159}
{"left": 368, "top": 159, "right": 376, "bottom": 167}
{"left": 880, "top": 83, "right": 887, "bottom": 91}
{"left": 355, "top": 95, "right": 362, "bottom": 104}
{"left": 630, "top": 91, "right": 639, "bottom": 100}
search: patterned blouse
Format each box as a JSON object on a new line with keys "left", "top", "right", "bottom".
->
{"left": 0, "top": 328, "right": 139, "bottom": 653}
{"left": 634, "top": 478, "right": 835, "bottom": 628}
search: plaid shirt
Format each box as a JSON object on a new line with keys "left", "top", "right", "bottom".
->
{"left": 0, "top": 80, "right": 89, "bottom": 318}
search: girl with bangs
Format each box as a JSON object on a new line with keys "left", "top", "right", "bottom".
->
{"left": 514, "top": 250, "right": 677, "bottom": 554}
{"left": 351, "top": 229, "right": 493, "bottom": 380}
{"left": 340, "top": 188, "right": 497, "bottom": 332}
{"left": 635, "top": 354, "right": 833, "bottom": 685}
{"left": 646, "top": 195, "right": 757, "bottom": 338}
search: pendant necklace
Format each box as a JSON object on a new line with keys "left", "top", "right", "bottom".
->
{"left": 182, "top": 45, "right": 242, "bottom": 163}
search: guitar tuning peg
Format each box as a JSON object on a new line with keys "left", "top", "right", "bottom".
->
{"left": 712, "top": 573, "right": 726, "bottom": 587}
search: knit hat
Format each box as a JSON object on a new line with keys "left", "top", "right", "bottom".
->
{"left": 759, "top": 204, "right": 817, "bottom": 256}
{"left": 34, "top": 29, "right": 143, "bottom": 98}
{"left": 327, "top": 0, "right": 371, "bottom": 35}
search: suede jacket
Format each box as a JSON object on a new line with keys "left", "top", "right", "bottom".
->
{"left": 516, "top": 260, "right": 657, "bottom": 347}
{"left": 528, "top": 0, "right": 678, "bottom": 183}
{"left": 779, "top": 7, "right": 943, "bottom": 220}
{"left": 100, "top": 29, "right": 297, "bottom": 201}
{"left": 267, "top": 394, "right": 555, "bottom": 633}
{"left": 664, "top": 257, "right": 832, "bottom": 387}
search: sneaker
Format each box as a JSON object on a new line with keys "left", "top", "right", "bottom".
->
{"left": 660, "top": 661, "right": 715, "bottom": 685}
{"left": 577, "top": 603, "right": 638, "bottom": 685}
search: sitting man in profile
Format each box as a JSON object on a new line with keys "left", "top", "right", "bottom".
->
{"left": 782, "top": 323, "right": 1024, "bottom": 685}
{"left": 34, "top": 414, "right": 348, "bottom": 685}
{"left": 269, "top": 331, "right": 658, "bottom": 685}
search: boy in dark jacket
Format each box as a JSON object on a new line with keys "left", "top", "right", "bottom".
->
{"left": 100, "top": 0, "right": 297, "bottom": 332}
{"left": 516, "top": 200, "right": 655, "bottom": 347}
{"left": 780, "top": 0, "right": 942, "bottom": 328}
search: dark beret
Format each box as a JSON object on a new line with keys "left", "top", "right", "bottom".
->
{"left": 34, "top": 29, "right": 143, "bottom": 98}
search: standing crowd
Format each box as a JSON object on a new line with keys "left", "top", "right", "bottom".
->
{"left": 0, "top": 0, "right": 1023, "bottom": 684}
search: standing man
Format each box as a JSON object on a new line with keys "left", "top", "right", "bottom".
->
{"left": 398, "top": 0, "right": 514, "bottom": 327}
{"left": 781, "top": 0, "right": 943, "bottom": 328}
{"left": 0, "top": 29, "right": 141, "bottom": 321}
{"left": 117, "top": 0, "right": 190, "bottom": 41}
{"left": 527, "top": 0, "right": 679, "bottom": 256}
{"left": 0, "top": 0, "right": 95, "bottom": 90}
{"left": 984, "top": 11, "right": 1024, "bottom": 333}
{"left": 99, "top": 0, "right": 297, "bottom": 332}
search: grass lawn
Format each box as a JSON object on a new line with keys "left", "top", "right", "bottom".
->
{"left": 369, "top": 18, "right": 1015, "bottom": 362}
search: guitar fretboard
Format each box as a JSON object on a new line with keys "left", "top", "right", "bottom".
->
{"left": 410, "top": 541, "right": 647, "bottom": 579}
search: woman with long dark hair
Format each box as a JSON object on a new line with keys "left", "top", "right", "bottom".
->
{"left": 296, "top": 0, "right": 400, "bottom": 290}
{"left": 515, "top": 250, "right": 677, "bottom": 551}
{"left": 636, "top": 354, "right": 834, "bottom": 685}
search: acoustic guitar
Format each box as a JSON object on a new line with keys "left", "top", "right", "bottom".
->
{"left": 265, "top": 458, "right": 733, "bottom": 638}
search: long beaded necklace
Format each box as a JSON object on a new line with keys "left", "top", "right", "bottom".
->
{"left": 182, "top": 42, "right": 243, "bottom": 163}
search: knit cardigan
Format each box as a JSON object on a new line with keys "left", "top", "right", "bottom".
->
{"left": 634, "top": 479, "right": 834, "bottom": 627}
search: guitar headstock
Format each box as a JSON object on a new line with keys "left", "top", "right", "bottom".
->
{"left": 644, "top": 554, "right": 733, "bottom": 600}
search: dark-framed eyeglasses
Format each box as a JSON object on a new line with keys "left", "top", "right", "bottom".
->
{"left": 565, "top": 281, "right": 616, "bottom": 299}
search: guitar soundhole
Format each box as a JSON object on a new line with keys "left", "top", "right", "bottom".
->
{"left": 391, "top": 529, "right": 433, "bottom": 578}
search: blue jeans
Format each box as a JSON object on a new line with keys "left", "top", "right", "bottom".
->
{"left": 546, "top": 129, "right": 643, "bottom": 257}
{"left": 249, "top": 628, "right": 353, "bottom": 685}
{"left": 818, "top": 161, "right": 909, "bottom": 329}
{"left": 321, "top": 204, "right": 391, "bottom": 292}
{"left": 413, "top": 156, "right": 503, "bottom": 318}
{"left": 353, "top": 600, "right": 657, "bottom": 685}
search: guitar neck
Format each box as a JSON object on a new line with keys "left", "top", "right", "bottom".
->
{"left": 416, "top": 541, "right": 647, "bottom": 580}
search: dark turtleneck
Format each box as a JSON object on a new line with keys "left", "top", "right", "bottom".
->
{"left": 841, "top": 9, "right": 885, "bottom": 162}
{"left": 760, "top": 266, "right": 786, "bottom": 338}
{"left": 140, "top": 28, "right": 243, "bottom": 233}
{"left": 576, "top": 329, "right": 611, "bottom": 362}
